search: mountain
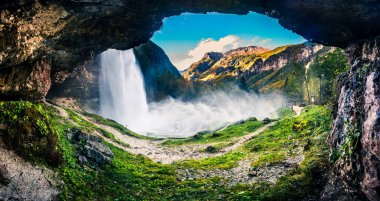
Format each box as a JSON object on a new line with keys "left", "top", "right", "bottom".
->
{"left": 183, "top": 46, "right": 270, "bottom": 82}
{"left": 183, "top": 42, "right": 334, "bottom": 101}
{"left": 224, "top": 46, "right": 270, "bottom": 57}
{"left": 182, "top": 52, "right": 223, "bottom": 81}
{"left": 133, "top": 41, "right": 183, "bottom": 101}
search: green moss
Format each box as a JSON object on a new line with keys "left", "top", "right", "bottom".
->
{"left": 176, "top": 151, "right": 246, "bottom": 170}
{"left": 251, "top": 151, "right": 286, "bottom": 167}
{"left": 0, "top": 101, "right": 64, "bottom": 166}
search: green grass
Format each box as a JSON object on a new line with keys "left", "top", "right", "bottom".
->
{"left": 176, "top": 151, "right": 246, "bottom": 170}
{"left": 62, "top": 105, "right": 332, "bottom": 200}
{"left": 224, "top": 105, "right": 332, "bottom": 200}
{"left": 82, "top": 111, "right": 154, "bottom": 140}
{"left": 275, "top": 107, "right": 296, "bottom": 118}
{"left": 250, "top": 152, "right": 286, "bottom": 167}
{"left": 173, "top": 105, "right": 331, "bottom": 174}
{"left": 66, "top": 109, "right": 129, "bottom": 148}
{"left": 0, "top": 101, "right": 333, "bottom": 200}
{"left": 163, "top": 118, "right": 265, "bottom": 146}
{"left": 245, "top": 105, "right": 331, "bottom": 167}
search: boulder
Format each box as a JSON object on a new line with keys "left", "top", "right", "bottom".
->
{"left": 68, "top": 128, "right": 114, "bottom": 168}
{"left": 205, "top": 146, "right": 219, "bottom": 153}
{"left": 263, "top": 118, "right": 271, "bottom": 124}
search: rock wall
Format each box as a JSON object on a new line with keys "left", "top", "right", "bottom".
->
{"left": 0, "top": 142, "right": 61, "bottom": 201}
{"left": 133, "top": 41, "right": 183, "bottom": 102}
{"left": 328, "top": 37, "right": 380, "bottom": 201}
{"left": 1, "top": 1, "right": 380, "bottom": 89}
{"left": 0, "top": 57, "right": 51, "bottom": 101}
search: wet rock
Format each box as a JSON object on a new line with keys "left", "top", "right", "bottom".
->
{"left": 0, "top": 165, "right": 10, "bottom": 185}
{"left": 205, "top": 146, "right": 218, "bottom": 153}
{"left": 247, "top": 117, "right": 258, "bottom": 122}
{"left": 263, "top": 118, "right": 271, "bottom": 124}
{"left": 210, "top": 132, "right": 221, "bottom": 138}
{"left": 68, "top": 128, "right": 114, "bottom": 168}
{"left": 327, "top": 37, "right": 380, "bottom": 201}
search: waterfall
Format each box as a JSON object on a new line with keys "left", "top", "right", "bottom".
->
{"left": 99, "top": 49, "right": 284, "bottom": 138}
{"left": 99, "top": 49, "right": 148, "bottom": 131}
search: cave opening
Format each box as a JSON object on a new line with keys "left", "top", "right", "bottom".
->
{"left": 2, "top": 1, "right": 378, "bottom": 200}
{"left": 71, "top": 12, "right": 346, "bottom": 138}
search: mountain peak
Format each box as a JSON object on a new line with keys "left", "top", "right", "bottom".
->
{"left": 202, "top": 52, "right": 224, "bottom": 60}
{"left": 225, "top": 46, "right": 270, "bottom": 57}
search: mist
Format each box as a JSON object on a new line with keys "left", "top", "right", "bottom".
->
{"left": 132, "top": 91, "right": 284, "bottom": 138}
{"left": 99, "top": 49, "right": 284, "bottom": 138}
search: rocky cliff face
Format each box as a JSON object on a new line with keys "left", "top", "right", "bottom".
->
{"left": 48, "top": 41, "right": 183, "bottom": 107}
{"left": 327, "top": 38, "right": 380, "bottom": 201}
{"left": 182, "top": 52, "right": 223, "bottom": 81}
{"left": 254, "top": 43, "right": 324, "bottom": 72}
{"left": 133, "top": 41, "right": 183, "bottom": 101}
{"left": 0, "top": 57, "right": 51, "bottom": 100}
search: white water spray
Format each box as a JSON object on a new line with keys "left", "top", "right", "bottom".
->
{"left": 99, "top": 49, "right": 284, "bottom": 138}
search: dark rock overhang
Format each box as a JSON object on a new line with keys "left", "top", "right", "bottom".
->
{"left": 1, "top": 0, "right": 380, "bottom": 73}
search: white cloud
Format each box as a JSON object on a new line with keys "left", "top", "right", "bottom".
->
{"left": 175, "top": 35, "right": 241, "bottom": 70}
{"left": 174, "top": 35, "right": 274, "bottom": 70}
{"left": 259, "top": 38, "right": 272, "bottom": 45}
{"left": 252, "top": 37, "right": 273, "bottom": 45}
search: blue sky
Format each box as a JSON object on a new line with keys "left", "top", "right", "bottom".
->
{"left": 152, "top": 12, "right": 306, "bottom": 70}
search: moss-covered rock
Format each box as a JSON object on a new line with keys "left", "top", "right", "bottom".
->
{"left": 0, "top": 101, "right": 63, "bottom": 166}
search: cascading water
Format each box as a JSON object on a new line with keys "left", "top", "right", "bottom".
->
{"left": 99, "top": 49, "right": 148, "bottom": 131}
{"left": 99, "top": 49, "right": 284, "bottom": 138}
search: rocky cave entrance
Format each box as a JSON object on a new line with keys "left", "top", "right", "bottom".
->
{"left": 1, "top": 1, "right": 379, "bottom": 200}
{"left": 48, "top": 11, "right": 342, "bottom": 139}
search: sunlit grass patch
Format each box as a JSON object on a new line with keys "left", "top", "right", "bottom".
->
{"left": 175, "top": 151, "right": 247, "bottom": 170}
{"left": 163, "top": 118, "right": 265, "bottom": 146}
{"left": 65, "top": 109, "right": 129, "bottom": 147}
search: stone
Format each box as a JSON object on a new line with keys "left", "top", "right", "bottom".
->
{"left": 0, "top": 145, "right": 61, "bottom": 200}
{"left": 263, "top": 118, "right": 271, "bottom": 124}
{"left": 68, "top": 128, "right": 114, "bottom": 168}
{"left": 248, "top": 170, "right": 257, "bottom": 177}
{"left": 328, "top": 37, "right": 380, "bottom": 201}
{"left": 205, "top": 146, "right": 219, "bottom": 153}
{"left": 0, "top": 165, "right": 10, "bottom": 185}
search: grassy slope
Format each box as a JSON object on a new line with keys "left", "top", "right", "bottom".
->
{"left": 0, "top": 101, "right": 332, "bottom": 200}
{"left": 81, "top": 111, "right": 155, "bottom": 140}
{"left": 176, "top": 106, "right": 331, "bottom": 171}
{"left": 163, "top": 117, "right": 264, "bottom": 146}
